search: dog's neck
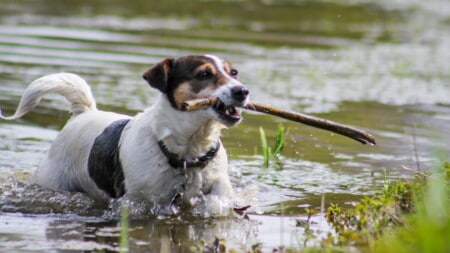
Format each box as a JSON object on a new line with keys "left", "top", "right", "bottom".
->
{"left": 148, "top": 95, "right": 224, "bottom": 161}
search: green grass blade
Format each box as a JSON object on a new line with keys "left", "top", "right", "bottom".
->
{"left": 273, "top": 124, "right": 286, "bottom": 156}
{"left": 119, "top": 205, "right": 129, "bottom": 253}
{"left": 259, "top": 127, "right": 270, "bottom": 168}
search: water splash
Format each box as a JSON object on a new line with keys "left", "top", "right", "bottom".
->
{"left": 0, "top": 179, "right": 100, "bottom": 215}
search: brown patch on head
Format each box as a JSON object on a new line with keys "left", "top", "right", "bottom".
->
{"left": 188, "top": 63, "right": 218, "bottom": 93}
{"left": 172, "top": 82, "right": 218, "bottom": 109}
{"left": 143, "top": 55, "right": 239, "bottom": 109}
{"left": 172, "top": 82, "right": 197, "bottom": 108}
{"left": 169, "top": 56, "right": 236, "bottom": 109}
{"left": 222, "top": 62, "right": 231, "bottom": 74}
{"left": 221, "top": 61, "right": 239, "bottom": 79}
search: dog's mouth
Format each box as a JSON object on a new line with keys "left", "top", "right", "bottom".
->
{"left": 212, "top": 99, "right": 242, "bottom": 125}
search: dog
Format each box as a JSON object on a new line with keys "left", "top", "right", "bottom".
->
{"left": 0, "top": 55, "right": 250, "bottom": 213}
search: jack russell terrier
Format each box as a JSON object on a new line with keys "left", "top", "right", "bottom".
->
{"left": 1, "top": 55, "right": 250, "bottom": 213}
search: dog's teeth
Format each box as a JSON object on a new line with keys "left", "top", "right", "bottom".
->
{"left": 225, "top": 107, "right": 237, "bottom": 116}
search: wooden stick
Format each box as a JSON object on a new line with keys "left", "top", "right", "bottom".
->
{"left": 181, "top": 98, "right": 376, "bottom": 145}
{"left": 245, "top": 102, "right": 376, "bottom": 145}
{"left": 181, "top": 97, "right": 219, "bottom": 111}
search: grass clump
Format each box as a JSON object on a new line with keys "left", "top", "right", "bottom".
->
{"left": 373, "top": 162, "right": 450, "bottom": 253}
{"left": 259, "top": 124, "right": 288, "bottom": 168}
{"left": 322, "top": 162, "right": 450, "bottom": 253}
{"left": 324, "top": 174, "right": 419, "bottom": 248}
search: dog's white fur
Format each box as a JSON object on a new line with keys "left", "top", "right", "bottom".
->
{"left": 1, "top": 55, "right": 248, "bottom": 213}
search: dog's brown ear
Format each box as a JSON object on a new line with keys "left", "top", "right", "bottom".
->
{"left": 143, "top": 58, "right": 175, "bottom": 93}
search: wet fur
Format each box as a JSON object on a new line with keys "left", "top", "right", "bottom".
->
{"left": 0, "top": 55, "right": 249, "bottom": 213}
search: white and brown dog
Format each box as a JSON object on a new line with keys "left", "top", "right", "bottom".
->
{"left": 1, "top": 55, "right": 249, "bottom": 213}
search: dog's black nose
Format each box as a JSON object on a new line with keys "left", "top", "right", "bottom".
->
{"left": 231, "top": 86, "right": 249, "bottom": 101}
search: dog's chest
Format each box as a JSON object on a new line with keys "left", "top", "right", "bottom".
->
{"left": 86, "top": 118, "right": 219, "bottom": 204}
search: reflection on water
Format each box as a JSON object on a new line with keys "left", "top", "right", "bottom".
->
{"left": 0, "top": 0, "right": 449, "bottom": 251}
{"left": 1, "top": 210, "right": 330, "bottom": 252}
{"left": 0, "top": 178, "right": 324, "bottom": 251}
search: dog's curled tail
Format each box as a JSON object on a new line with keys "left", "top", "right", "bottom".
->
{"left": 0, "top": 73, "right": 97, "bottom": 120}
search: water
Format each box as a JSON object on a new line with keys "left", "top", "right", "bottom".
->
{"left": 0, "top": 0, "right": 449, "bottom": 251}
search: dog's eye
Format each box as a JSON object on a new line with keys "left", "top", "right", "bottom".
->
{"left": 230, "top": 69, "right": 238, "bottom": 77}
{"left": 195, "top": 70, "right": 212, "bottom": 80}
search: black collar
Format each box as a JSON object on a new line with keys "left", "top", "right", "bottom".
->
{"left": 157, "top": 140, "right": 221, "bottom": 169}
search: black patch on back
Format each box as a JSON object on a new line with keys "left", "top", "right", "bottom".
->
{"left": 88, "top": 119, "right": 130, "bottom": 198}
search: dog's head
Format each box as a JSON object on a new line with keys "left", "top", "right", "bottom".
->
{"left": 143, "top": 55, "right": 249, "bottom": 127}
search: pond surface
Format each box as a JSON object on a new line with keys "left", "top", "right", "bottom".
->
{"left": 0, "top": 0, "right": 449, "bottom": 252}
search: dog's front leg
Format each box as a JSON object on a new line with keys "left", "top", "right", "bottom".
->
{"left": 196, "top": 176, "right": 234, "bottom": 215}
{"left": 183, "top": 170, "right": 205, "bottom": 207}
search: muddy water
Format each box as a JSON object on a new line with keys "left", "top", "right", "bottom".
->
{"left": 0, "top": 0, "right": 449, "bottom": 251}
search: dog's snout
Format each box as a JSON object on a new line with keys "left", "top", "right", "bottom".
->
{"left": 231, "top": 86, "right": 249, "bottom": 101}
